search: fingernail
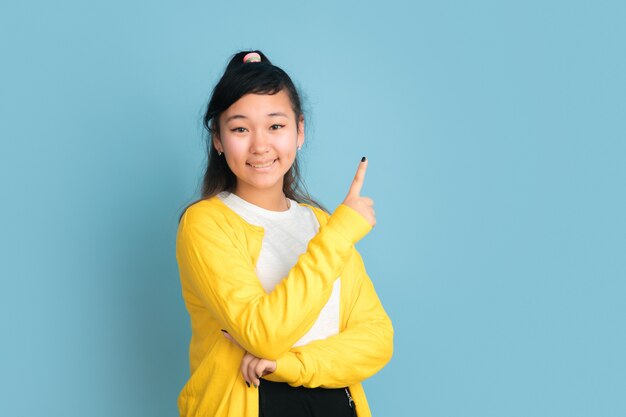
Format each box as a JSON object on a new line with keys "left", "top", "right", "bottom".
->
{"left": 361, "top": 156, "right": 366, "bottom": 162}
{"left": 253, "top": 384, "right": 258, "bottom": 389}
{"left": 246, "top": 382, "right": 250, "bottom": 388}
{"left": 220, "top": 329, "right": 227, "bottom": 333}
{"left": 256, "top": 374, "right": 262, "bottom": 379}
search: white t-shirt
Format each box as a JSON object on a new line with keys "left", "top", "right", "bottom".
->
{"left": 217, "top": 191, "right": 340, "bottom": 347}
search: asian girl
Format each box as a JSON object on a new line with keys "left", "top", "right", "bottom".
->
{"left": 176, "top": 50, "right": 393, "bottom": 417}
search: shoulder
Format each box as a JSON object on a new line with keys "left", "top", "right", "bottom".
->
{"left": 178, "top": 195, "right": 260, "bottom": 241}
{"left": 180, "top": 196, "right": 228, "bottom": 228}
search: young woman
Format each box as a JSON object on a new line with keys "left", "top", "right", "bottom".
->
{"left": 176, "top": 50, "right": 393, "bottom": 417}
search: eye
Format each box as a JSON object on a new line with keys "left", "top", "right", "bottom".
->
{"left": 230, "top": 127, "right": 247, "bottom": 133}
{"left": 270, "top": 124, "right": 285, "bottom": 130}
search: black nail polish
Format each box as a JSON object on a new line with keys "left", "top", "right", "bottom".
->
{"left": 246, "top": 382, "right": 250, "bottom": 388}
{"left": 361, "top": 156, "right": 366, "bottom": 162}
{"left": 221, "top": 329, "right": 227, "bottom": 333}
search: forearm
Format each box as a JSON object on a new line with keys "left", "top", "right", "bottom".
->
{"left": 177, "top": 203, "right": 372, "bottom": 359}
{"left": 264, "top": 250, "right": 394, "bottom": 387}
{"left": 264, "top": 319, "right": 394, "bottom": 388}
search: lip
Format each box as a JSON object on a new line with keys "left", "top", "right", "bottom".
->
{"left": 247, "top": 158, "right": 277, "bottom": 169}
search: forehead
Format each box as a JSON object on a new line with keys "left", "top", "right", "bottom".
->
{"left": 221, "top": 91, "right": 294, "bottom": 120}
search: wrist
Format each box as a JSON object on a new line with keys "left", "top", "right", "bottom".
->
{"left": 326, "top": 204, "right": 372, "bottom": 244}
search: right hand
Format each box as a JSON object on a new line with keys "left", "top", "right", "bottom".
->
{"left": 342, "top": 158, "right": 376, "bottom": 227}
{"left": 222, "top": 330, "right": 276, "bottom": 388}
{"left": 240, "top": 352, "right": 276, "bottom": 388}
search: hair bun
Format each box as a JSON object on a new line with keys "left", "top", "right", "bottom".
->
{"left": 243, "top": 52, "right": 262, "bottom": 63}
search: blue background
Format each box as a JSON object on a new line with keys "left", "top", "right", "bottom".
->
{"left": 1, "top": 0, "right": 625, "bottom": 416}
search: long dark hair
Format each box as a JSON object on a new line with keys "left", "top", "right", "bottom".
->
{"left": 181, "top": 50, "right": 327, "bottom": 219}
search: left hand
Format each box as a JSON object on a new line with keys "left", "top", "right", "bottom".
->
{"left": 222, "top": 330, "right": 277, "bottom": 387}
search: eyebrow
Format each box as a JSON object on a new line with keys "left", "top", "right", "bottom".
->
{"left": 267, "top": 112, "right": 289, "bottom": 118}
{"left": 224, "top": 112, "right": 289, "bottom": 123}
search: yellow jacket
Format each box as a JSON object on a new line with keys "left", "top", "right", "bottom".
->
{"left": 176, "top": 196, "right": 394, "bottom": 417}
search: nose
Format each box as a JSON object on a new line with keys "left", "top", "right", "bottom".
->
{"left": 249, "top": 129, "right": 270, "bottom": 154}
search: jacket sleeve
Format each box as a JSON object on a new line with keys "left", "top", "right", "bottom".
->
{"left": 263, "top": 248, "right": 394, "bottom": 388}
{"left": 176, "top": 202, "right": 372, "bottom": 360}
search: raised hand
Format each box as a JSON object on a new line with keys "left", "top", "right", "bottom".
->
{"left": 341, "top": 157, "right": 376, "bottom": 227}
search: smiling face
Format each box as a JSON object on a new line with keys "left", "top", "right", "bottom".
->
{"left": 213, "top": 90, "right": 304, "bottom": 204}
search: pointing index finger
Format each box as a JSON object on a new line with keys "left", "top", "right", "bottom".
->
{"left": 348, "top": 157, "right": 368, "bottom": 197}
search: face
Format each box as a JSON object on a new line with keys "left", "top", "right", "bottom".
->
{"left": 214, "top": 90, "right": 304, "bottom": 199}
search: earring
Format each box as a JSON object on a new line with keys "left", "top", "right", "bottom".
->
{"left": 297, "top": 146, "right": 302, "bottom": 151}
{"left": 217, "top": 150, "right": 222, "bottom": 156}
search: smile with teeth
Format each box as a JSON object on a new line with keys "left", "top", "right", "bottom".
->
{"left": 247, "top": 159, "right": 277, "bottom": 168}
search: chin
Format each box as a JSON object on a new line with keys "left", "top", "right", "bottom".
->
{"left": 241, "top": 175, "right": 282, "bottom": 188}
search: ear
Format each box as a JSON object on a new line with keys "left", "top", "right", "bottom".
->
{"left": 297, "top": 115, "right": 305, "bottom": 148}
{"left": 212, "top": 134, "right": 222, "bottom": 154}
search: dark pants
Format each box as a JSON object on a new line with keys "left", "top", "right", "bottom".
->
{"left": 259, "top": 380, "right": 357, "bottom": 417}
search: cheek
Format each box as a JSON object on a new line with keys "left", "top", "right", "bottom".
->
{"left": 277, "top": 142, "right": 295, "bottom": 156}
{"left": 276, "top": 131, "right": 298, "bottom": 156}
{"left": 222, "top": 136, "right": 247, "bottom": 156}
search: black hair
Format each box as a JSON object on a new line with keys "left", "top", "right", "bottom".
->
{"left": 181, "top": 50, "right": 327, "bottom": 219}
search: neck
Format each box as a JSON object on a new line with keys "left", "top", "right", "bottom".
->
{"left": 233, "top": 185, "right": 290, "bottom": 212}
